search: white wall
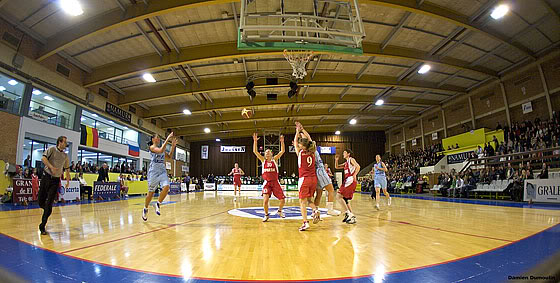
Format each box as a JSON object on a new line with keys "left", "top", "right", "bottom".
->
{"left": 17, "top": 117, "right": 81, "bottom": 163}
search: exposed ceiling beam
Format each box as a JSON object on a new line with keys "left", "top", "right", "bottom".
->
{"left": 381, "top": 12, "right": 412, "bottom": 50}
{"left": 83, "top": 42, "right": 498, "bottom": 87}
{"left": 328, "top": 104, "right": 337, "bottom": 113}
{"left": 177, "top": 120, "right": 387, "bottom": 137}
{"left": 339, "top": 86, "right": 352, "bottom": 100}
{"left": 192, "top": 93, "right": 202, "bottom": 105}
{"left": 178, "top": 65, "right": 193, "bottom": 82}
{"left": 397, "top": 62, "right": 422, "bottom": 81}
{"left": 36, "top": 0, "right": 536, "bottom": 62}
{"left": 185, "top": 64, "right": 200, "bottom": 85}
{"left": 105, "top": 82, "right": 125, "bottom": 95}
{"left": 170, "top": 67, "right": 186, "bottom": 87}
{"left": 356, "top": 57, "right": 375, "bottom": 80}
{"left": 118, "top": 73, "right": 463, "bottom": 106}
{"left": 144, "top": 18, "right": 171, "bottom": 53}
{"left": 114, "top": 0, "right": 126, "bottom": 12}
{"left": 311, "top": 55, "right": 322, "bottom": 79}
{"left": 301, "top": 86, "right": 310, "bottom": 100}
{"left": 153, "top": 16, "right": 180, "bottom": 54}
{"left": 184, "top": 126, "right": 384, "bottom": 142}
{"left": 134, "top": 22, "right": 162, "bottom": 57}
{"left": 147, "top": 94, "right": 420, "bottom": 120}
{"left": 541, "top": 0, "right": 560, "bottom": 24}
{"left": 437, "top": 71, "right": 461, "bottom": 87}
{"left": 242, "top": 57, "right": 248, "bottom": 79}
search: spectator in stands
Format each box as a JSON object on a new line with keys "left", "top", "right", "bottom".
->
{"left": 118, "top": 174, "right": 129, "bottom": 198}
{"left": 24, "top": 155, "right": 32, "bottom": 169}
{"left": 78, "top": 172, "right": 92, "bottom": 200}
{"left": 23, "top": 168, "right": 32, "bottom": 179}
{"left": 506, "top": 163, "right": 515, "bottom": 180}
{"left": 31, "top": 168, "right": 39, "bottom": 202}
{"left": 539, "top": 162, "right": 548, "bottom": 179}
{"left": 97, "top": 163, "right": 109, "bottom": 182}
{"left": 455, "top": 143, "right": 459, "bottom": 149}
{"left": 496, "top": 122, "right": 503, "bottom": 130}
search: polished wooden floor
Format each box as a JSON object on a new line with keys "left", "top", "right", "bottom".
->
{"left": 1, "top": 191, "right": 559, "bottom": 281}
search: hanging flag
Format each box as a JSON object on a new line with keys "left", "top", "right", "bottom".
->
{"left": 80, "top": 125, "right": 99, "bottom": 148}
{"left": 128, "top": 144, "right": 140, "bottom": 157}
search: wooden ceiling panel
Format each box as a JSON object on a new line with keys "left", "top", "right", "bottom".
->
{"left": 539, "top": 17, "right": 560, "bottom": 43}
{"left": 75, "top": 35, "right": 154, "bottom": 68}
{"left": 463, "top": 32, "right": 502, "bottom": 53}
{"left": 440, "top": 43, "right": 486, "bottom": 63}
{"left": 360, "top": 4, "right": 408, "bottom": 25}
{"left": 426, "top": 0, "right": 488, "bottom": 18}
{"left": 391, "top": 28, "right": 442, "bottom": 52}
{"left": 515, "top": 29, "right": 553, "bottom": 53}
{"left": 406, "top": 13, "right": 458, "bottom": 37}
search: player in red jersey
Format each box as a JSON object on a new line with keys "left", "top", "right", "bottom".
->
{"left": 228, "top": 163, "right": 244, "bottom": 200}
{"left": 294, "top": 126, "right": 321, "bottom": 231}
{"left": 335, "top": 149, "right": 361, "bottom": 224}
{"left": 252, "top": 133, "right": 286, "bottom": 222}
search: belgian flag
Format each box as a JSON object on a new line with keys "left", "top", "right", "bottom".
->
{"left": 80, "top": 125, "right": 99, "bottom": 148}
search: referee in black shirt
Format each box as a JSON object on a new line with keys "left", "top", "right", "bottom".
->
{"left": 38, "top": 136, "right": 71, "bottom": 235}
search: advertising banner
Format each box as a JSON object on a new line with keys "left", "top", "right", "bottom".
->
{"left": 12, "top": 178, "right": 34, "bottom": 204}
{"left": 169, "top": 183, "right": 181, "bottom": 194}
{"left": 58, "top": 181, "right": 81, "bottom": 201}
{"left": 446, "top": 151, "right": 475, "bottom": 164}
{"left": 201, "top": 145, "right": 209, "bottom": 159}
{"left": 93, "top": 182, "right": 120, "bottom": 199}
{"left": 524, "top": 179, "right": 560, "bottom": 203}
{"left": 203, "top": 182, "right": 216, "bottom": 190}
{"left": 220, "top": 146, "right": 246, "bottom": 153}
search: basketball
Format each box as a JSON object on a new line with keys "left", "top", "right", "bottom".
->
{"left": 241, "top": 108, "right": 252, "bottom": 119}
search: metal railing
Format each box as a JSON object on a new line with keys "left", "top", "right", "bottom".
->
{"left": 29, "top": 101, "right": 72, "bottom": 129}
{"left": 0, "top": 91, "right": 21, "bottom": 115}
{"left": 86, "top": 126, "right": 134, "bottom": 145}
{"left": 464, "top": 146, "right": 560, "bottom": 172}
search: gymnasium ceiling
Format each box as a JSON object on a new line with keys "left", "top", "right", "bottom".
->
{"left": 2, "top": 0, "right": 559, "bottom": 141}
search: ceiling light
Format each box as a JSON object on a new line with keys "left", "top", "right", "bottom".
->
{"left": 0, "top": 86, "right": 5, "bottom": 91}
{"left": 418, "top": 64, "right": 431, "bottom": 74}
{"left": 216, "top": 138, "right": 221, "bottom": 142}
{"left": 32, "top": 89, "right": 42, "bottom": 95}
{"left": 335, "top": 130, "right": 341, "bottom": 135}
{"left": 204, "top": 128, "right": 211, "bottom": 133}
{"left": 123, "top": 126, "right": 128, "bottom": 130}
{"left": 8, "top": 80, "right": 17, "bottom": 86}
{"left": 183, "top": 109, "right": 192, "bottom": 115}
{"left": 491, "top": 4, "right": 509, "bottom": 20}
{"left": 60, "top": 0, "right": 84, "bottom": 16}
{"left": 375, "top": 99, "right": 384, "bottom": 106}
{"left": 92, "top": 114, "right": 98, "bottom": 117}
{"left": 142, "top": 73, "right": 156, "bottom": 83}
{"left": 349, "top": 118, "right": 357, "bottom": 125}
{"left": 81, "top": 117, "right": 85, "bottom": 121}
{"left": 44, "top": 96, "right": 54, "bottom": 101}
{"left": 109, "top": 121, "right": 114, "bottom": 124}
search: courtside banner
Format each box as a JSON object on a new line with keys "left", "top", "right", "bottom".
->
{"left": 318, "top": 146, "right": 336, "bottom": 155}
{"left": 58, "top": 181, "right": 81, "bottom": 201}
{"left": 12, "top": 178, "right": 34, "bottom": 203}
{"left": 204, "top": 182, "right": 216, "bottom": 190}
{"left": 446, "top": 151, "right": 475, "bottom": 164}
{"left": 524, "top": 179, "right": 560, "bottom": 203}
{"left": 220, "top": 146, "right": 245, "bottom": 153}
{"left": 169, "top": 183, "right": 181, "bottom": 194}
{"left": 93, "top": 182, "right": 120, "bottom": 199}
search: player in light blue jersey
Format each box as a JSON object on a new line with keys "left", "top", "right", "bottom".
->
{"left": 296, "top": 122, "right": 340, "bottom": 216}
{"left": 142, "top": 132, "right": 176, "bottom": 221}
{"left": 373, "top": 154, "right": 391, "bottom": 210}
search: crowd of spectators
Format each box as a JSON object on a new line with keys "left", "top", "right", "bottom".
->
{"left": 386, "top": 143, "right": 444, "bottom": 173}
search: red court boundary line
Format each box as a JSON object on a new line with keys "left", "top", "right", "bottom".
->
{"left": 59, "top": 209, "right": 229, "bottom": 254}
{"left": 1, "top": 210, "right": 558, "bottom": 281}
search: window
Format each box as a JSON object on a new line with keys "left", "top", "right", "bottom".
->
{"left": 29, "top": 88, "right": 76, "bottom": 129}
{"left": 77, "top": 148, "right": 138, "bottom": 173}
{"left": 81, "top": 110, "right": 138, "bottom": 145}
{"left": 22, "top": 138, "right": 59, "bottom": 169}
{"left": 0, "top": 73, "right": 24, "bottom": 114}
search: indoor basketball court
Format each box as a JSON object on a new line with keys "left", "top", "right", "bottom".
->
{"left": 0, "top": 0, "right": 559, "bottom": 282}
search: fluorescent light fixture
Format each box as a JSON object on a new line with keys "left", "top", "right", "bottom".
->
{"left": 142, "top": 73, "right": 156, "bottom": 83}
{"left": 375, "top": 99, "right": 384, "bottom": 106}
{"left": 92, "top": 114, "right": 98, "bottom": 117}
{"left": 335, "top": 131, "right": 341, "bottom": 135}
{"left": 183, "top": 109, "right": 192, "bottom": 115}
{"left": 0, "top": 86, "right": 5, "bottom": 91}
{"left": 491, "top": 4, "right": 509, "bottom": 20}
{"left": 8, "top": 80, "right": 17, "bottom": 86}
{"left": 123, "top": 126, "right": 129, "bottom": 130}
{"left": 60, "top": 0, "right": 84, "bottom": 16}
{"left": 81, "top": 117, "right": 85, "bottom": 121}
{"left": 216, "top": 138, "right": 221, "bottom": 142}
{"left": 204, "top": 128, "right": 211, "bottom": 133}
{"left": 418, "top": 64, "right": 431, "bottom": 74}
{"left": 349, "top": 118, "right": 357, "bottom": 125}
{"left": 44, "top": 96, "right": 54, "bottom": 101}
{"left": 109, "top": 121, "right": 114, "bottom": 124}
{"left": 32, "top": 89, "right": 42, "bottom": 95}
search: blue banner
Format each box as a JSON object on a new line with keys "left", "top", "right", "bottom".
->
{"left": 169, "top": 183, "right": 181, "bottom": 194}
{"left": 318, "top": 146, "right": 337, "bottom": 155}
{"left": 93, "top": 182, "right": 120, "bottom": 199}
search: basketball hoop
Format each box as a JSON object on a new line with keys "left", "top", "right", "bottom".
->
{"left": 283, "top": 49, "right": 314, "bottom": 80}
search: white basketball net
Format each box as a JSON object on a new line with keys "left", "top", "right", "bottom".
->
{"left": 283, "top": 49, "right": 314, "bottom": 80}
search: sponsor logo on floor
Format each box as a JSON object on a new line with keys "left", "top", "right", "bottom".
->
{"left": 228, "top": 206, "right": 331, "bottom": 220}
